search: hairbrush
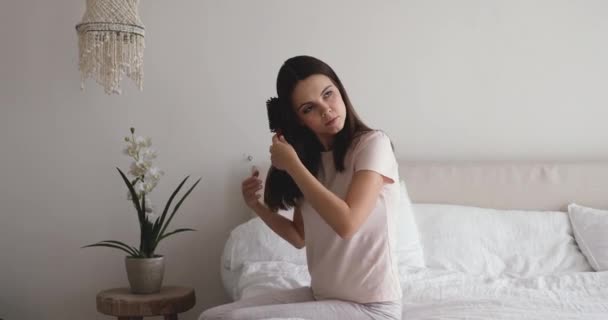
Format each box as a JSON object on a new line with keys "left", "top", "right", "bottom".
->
{"left": 266, "top": 97, "right": 284, "bottom": 137}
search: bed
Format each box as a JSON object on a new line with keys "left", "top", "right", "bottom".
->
{"left": 218, "top": 162, "right": 608, "bottom": 319}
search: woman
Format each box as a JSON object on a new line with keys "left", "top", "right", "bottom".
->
{"left": 200, "top": 55, "right": 402, "bottom": 320}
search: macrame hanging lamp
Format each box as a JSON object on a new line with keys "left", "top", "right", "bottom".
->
{"left": 76, "top": 0, "right": 145, "bottom": 95}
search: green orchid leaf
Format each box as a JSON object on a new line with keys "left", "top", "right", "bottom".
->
{"left": 156, "top": 176, "right": 190, "bottom": 242}
{"left": 158, "top": 177, "right": 201, "bottom": 240}
{"left": 130, "top": 177, "right": 141, "bottom": 186}
{"left": 96, "top": 240, "right": 139, "bottom": 256}
{"left": 151, "top": 216, "right": 162, "bottom": 247}
{"left": 158, "top": 228, "right": 196, "bottom": 242}
{"left": 141, "top": 191, "right": 147, "bottom": 252}
{"left": 130, "top": 245, "right": 141, "bottom": 257}
{"left": 81, "top": 243, "right": 137, "bottom": 257}
{"left": 117, "top": 168, "right": 144, "bottom": 224}
{"left": 141, "top": 219, "right": 155, "bottom": 257}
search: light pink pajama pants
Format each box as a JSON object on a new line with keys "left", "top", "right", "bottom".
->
{"left": 199, "top": 287, "right": 402, "bottom": 320}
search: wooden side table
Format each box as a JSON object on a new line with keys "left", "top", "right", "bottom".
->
{"left": 96, "top": 286, "right": 196, "bottom": 320}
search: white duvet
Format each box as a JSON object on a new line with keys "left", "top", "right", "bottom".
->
{"left": 233, "top": 261, "right": 608, "bottom": 320}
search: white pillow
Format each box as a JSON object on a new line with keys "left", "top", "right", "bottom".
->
{"left": 222, "top": 218, "right": 306, "bottom": 272}
{"left": 220, "top": 218, "right": 305, "bottom": 300}
{"left": 567, "top": 203, "right": 608, "bottom": 271}
{"left": 412, "top": 204, "right": 592, "bottom": 277}
{"left": 394, "top": 181, "right": 425, "bottom": 268}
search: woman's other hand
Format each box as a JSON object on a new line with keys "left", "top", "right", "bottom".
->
{"left": 241, "top": 168, "right": 263, "bottom": 209}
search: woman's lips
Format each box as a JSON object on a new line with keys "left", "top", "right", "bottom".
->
{"left": 325, "top": 116, "right": 339, "bottom": 126}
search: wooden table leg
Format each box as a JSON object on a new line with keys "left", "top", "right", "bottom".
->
{"left": 164, "top": 314, "right": 178, "bottom": 320}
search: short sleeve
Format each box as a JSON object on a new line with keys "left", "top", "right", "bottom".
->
{"left": 353, "top": 131, "right": 398, "bottom": 183}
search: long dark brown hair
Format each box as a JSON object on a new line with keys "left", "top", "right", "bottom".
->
{"left": 264, "top": 56, "right": 372, "bottom": 211}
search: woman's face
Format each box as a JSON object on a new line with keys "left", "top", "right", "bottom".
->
{"left": 291, "top": 74, "right": 347, "bottom": 149}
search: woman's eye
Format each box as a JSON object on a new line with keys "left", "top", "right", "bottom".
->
{"left": 303, "top": 105, "right": 313, "bottom": 114}
{"left": 323, "top": 90, "right": 333, "bottom": 98}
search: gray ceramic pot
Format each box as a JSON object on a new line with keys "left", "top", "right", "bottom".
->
{"left": 125, "top": 256, "right": 165, "bottom": 294}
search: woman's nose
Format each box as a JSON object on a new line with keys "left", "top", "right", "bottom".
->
{"left": 318, "top": 103, "right": 331, "bottom": 116}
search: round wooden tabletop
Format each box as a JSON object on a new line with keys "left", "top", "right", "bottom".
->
{"left": 96, "top": 286, "right": 195, "bottom": 317}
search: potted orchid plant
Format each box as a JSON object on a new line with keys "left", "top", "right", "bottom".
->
{"left": 83, "top": 128, "right": 201, "bottom": 294}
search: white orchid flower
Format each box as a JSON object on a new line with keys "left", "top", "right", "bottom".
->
{"left": 144, "top": 197, "right": 154, "bottom": 213}
{"left": 142, "top": 148, "right": 157, "bottom": 160}
{"left": 123, "top": 144, "right": 139, "bottom": 157}
{"left": 129, "top": 160, "right": 151, "bottom": 177}
{"left": 127, "top": 185, "right": 155, "bottom": 204}
{"left": 134, "top": 181, "right": 146, "bottom": 194}
{"left": 135, "top": 136, "right": 152, "bottom": 148}
{"left": 129, "top": 162, "right": 145, "bottom": 177}
{"left": 147, "top": 167, "right": 164, "bottom": 180}
{"left": 143, "top": 181, "right": 156, "bottom": 194}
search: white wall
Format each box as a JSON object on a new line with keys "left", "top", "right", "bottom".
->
{"left": 1, "top": 0, "right": 607, "bottom": 319}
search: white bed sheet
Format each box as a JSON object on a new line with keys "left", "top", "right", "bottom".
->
{"left": 398, "top": 266, "right": 608, "bottom": 320}
{"left": 232, "top": 261, "right": 608, "bottom": 320}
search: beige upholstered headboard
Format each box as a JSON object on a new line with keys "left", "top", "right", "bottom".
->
{"left": 398, "top": 161, "right": 608, "bottom": 211}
